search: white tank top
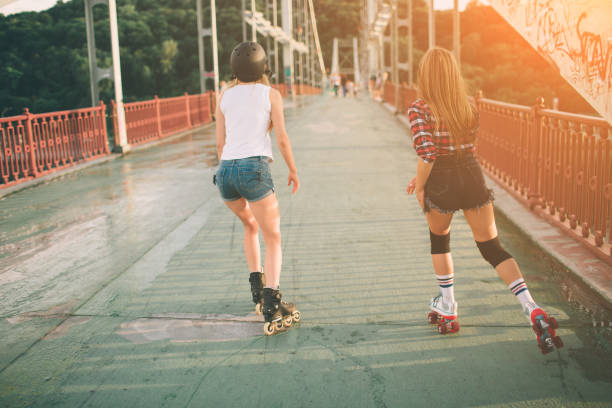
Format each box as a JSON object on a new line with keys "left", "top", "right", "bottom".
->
{"left": 220, "top": 83, "right": 273, "bottom": 161}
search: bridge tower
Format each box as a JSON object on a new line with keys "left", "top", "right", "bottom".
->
{"left": 331, "top": 38, "right": 360, "bottom": 85}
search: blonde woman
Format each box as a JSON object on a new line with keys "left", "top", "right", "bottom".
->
{"left": 406, "top": 48, "right": 562, "bottom": 354}
{"left": 215, "top": 42, "right": 300, "bottom": 335}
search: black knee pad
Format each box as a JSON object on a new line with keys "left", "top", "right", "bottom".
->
{"left": 430, "top": 230, "right": 450, "bottom": 254}
{"left": 476, "top": 236, "right": 512, "bottom": 267}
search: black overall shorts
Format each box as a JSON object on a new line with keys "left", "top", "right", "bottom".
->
{"left": 424, "top": 151, "right": 494, "bottom": 214}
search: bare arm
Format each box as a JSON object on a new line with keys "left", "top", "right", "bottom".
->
{"left": 215, "top": 92, "right": 226, "bottom": 161}
{"left": 415, "top": 158, "right": 434, "bottom": 191}
{"left": 270, "top": 88, "right": 299, "bottom": 193}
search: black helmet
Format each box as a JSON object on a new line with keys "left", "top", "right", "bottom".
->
{"left": 230, "top": 42, "right": 267, "bottom": 82}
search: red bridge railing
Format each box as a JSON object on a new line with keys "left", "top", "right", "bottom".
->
{"left": 272, "top": 84, "right": 288, "bottom": 97}
{"left": 113, "top": 92, "right": 213, "bottom": 147}
{"left": 476, "top": 95, "right": 612, "bottom": 260}
{"left": 382, "top": 82, "right": 417, "bottom": 114}
{"left": 295, "top": 84, "right": 322, "bottom": 95}
{"left": 382, "top": 82, "right": 612, "bottom": 261}
{"left": 271, "top": 83, "right": 321, "bottom": 97}
{"left": 0, "top": 104, "right": 109, "bottom": 188}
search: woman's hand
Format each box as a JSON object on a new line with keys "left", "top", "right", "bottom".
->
{"left": 406, "top": 177, "right": 417, "bottom": 194}
{"left": 407, "top": 177, "right": 425, "bottom": 209}
{"left": 288, "top": 171, "right": 300, "bottom": 194}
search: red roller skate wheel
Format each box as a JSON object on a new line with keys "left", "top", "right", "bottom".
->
{"left": 450, "top": 321, "right": 460, "bottom": 333}
{"left": 438, "top": 324, "right": 448, "bottom": 334}
{"left": 427, "top": 312, "right": 439, "bottom": 324}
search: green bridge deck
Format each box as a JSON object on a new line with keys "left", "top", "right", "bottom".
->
{"left": 0, "top": 96, "right": 610, "bottom": 407}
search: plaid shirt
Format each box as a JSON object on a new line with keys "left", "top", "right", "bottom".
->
{"left": 407, "top": 98, "right": 476, "bottom": 163}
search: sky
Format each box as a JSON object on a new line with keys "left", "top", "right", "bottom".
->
{"left": 1, "top": 0, "right": 483, "bottom": 16}
{"left": 0, "top": 0, "right": 62, "bottom": 15}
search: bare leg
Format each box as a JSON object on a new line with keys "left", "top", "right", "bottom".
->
{"left": 248, "top": 194, "right": 282, "bottom": 289}
{"left": 462, "top": 203, "right": 522, "bottom": 285}
{"left": 224, "top": 198, "right": 260, "bottom": 272}
{"left": 426, "top": 208, "right": 454, "bottom": 276}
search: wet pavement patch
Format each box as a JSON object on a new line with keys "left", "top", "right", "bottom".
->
{"left": 5, "top": 299, "right": 79, "bottom": 324}
{"left": 43, "top": 316, "right": 92, "bottom": 340}
{"left": 116, "top": 313, "right": 263, "bottom": 344}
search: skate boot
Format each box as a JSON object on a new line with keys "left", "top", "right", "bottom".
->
{"left": 249, "top": 272, "right": 264, "bottom": 315}
{"left": 427, "top": 294, "right": 459, "bottom": 334}
{"left": 262, "top": 288, "right": 301, "bottom": 336}
{"left": 525, "top": 303, "right": 563, "bottom": 354}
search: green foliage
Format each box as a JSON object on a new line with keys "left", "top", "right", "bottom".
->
{"left": 0, "top": 0, "right": 244, "bottom": 116}
{"left": 313, "top": 0, "right": 360, "bottom": 69}
{"left": 0, "top": 0, "right": 597, "bottom": 117}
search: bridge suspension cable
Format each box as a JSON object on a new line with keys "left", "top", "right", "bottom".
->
{"left": 307, "top": 0, "right": 327, "bottom": 81}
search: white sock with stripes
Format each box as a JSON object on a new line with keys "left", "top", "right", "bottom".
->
{"left": 436, "top": 273, "right": 455, "bottom": 304}
{"left": 508, "top": 278, "right": 537, "bottom": 313}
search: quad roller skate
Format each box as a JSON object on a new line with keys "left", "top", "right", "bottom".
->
{"left": 528, "top": 306, "right": 563, "bottom": 354}
{"left": 262, "top": 288, "right": 301, "bottom": 336}
{"left": 249, "top": 272, "right": 264, "bottom": 315}
{"left": 427, "top": 294, "right": 459, "bottom": 335}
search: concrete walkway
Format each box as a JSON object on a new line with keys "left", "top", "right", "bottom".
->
{"left": 0, "top": 96, "right": 611, "bottom": 407}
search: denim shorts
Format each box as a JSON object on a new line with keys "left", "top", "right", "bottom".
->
{"left": 424, "top": 152, "right": 494, "bottom": 214}
{"left": 215, "top": 156, "right": 275, "bottom": 202}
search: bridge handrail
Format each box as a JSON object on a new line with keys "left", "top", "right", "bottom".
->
{"left": 0, "top": 104, "right": 109, "bottom": 189}
{"left": 474, "top": 97, "right": 532, "bottom": 113}
{"left": 112, "top": 92, "right": 214, "bottom": 147}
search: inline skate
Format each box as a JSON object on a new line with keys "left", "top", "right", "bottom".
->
{"left": 249, "top": 272, "right": 264, "bottom": 315}
{"left": 527, "top": 305, "right": 563, "bottom": 354}
{"left": 262, "top": 288, "right": 301, "bottom": 336}
{"left": 427, "top": 294, "right": 460, "bottom": 334}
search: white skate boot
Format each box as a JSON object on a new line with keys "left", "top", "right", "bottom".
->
{"left": 427, "top": 294, "right": 459, "bottom": 334}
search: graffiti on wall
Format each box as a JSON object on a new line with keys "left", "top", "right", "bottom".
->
{"left": 491, "top": 0, "right": 612, "bottom": 123}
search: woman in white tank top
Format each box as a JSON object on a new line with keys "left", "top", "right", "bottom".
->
{"left": 215, "top": 42, "right": 300, "bottom": 336}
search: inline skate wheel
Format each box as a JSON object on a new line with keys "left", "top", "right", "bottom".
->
{"left": 427, "top": 312, "right": 439, "bottom": 324}
{"left": 292, "top": 311, "right": 301, "bottom": 322}
{"left": 450, "top": 321, "right": 460, "bottom": 333}
{"left": 549, "top": 317, "right": 558, "bottom": 329}
{"left": 255, "top": 303, "right": 262, "bottom": 315}
{"left": 283, "top": 315, "right": 293, "bottom": 328}
{"left": 552, "top": 336, "right": 563, "bottom": 348}
{"left": 438, "top": 324, "right": 448, "bottom": 334}
{"left": 264, "top": 322, "right": 275, "bottom": 336}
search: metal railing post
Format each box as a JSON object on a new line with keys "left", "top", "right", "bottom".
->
{"left": 155, "top": 95, "right": 162, "bottom": 138}
{"left": 100, "top": 101, "right": 110, "bottom": 154}
{"left": 24, "top": 108, "right": 38, "bottom": 178}
{"left": 185, "top": 93, "right": 192, "bottom": 128}
{"left": 530, "top": 97, "right": 545, "bottom": 208}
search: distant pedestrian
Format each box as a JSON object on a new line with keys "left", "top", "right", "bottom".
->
{"left": 369, "top": 74, "right": 377, "bottom": 94}
{"left": 372, "top": 73, "right": 382, "bottom": 101}
{"left": 214, "top": 42, "right": 301, "bottom": 336}
{"left": 340, "top": 74, "right": 348, "bottom": 97}
{"left": 330, "top": 72, "right": 340, "bottom": 97}
{"left": 406, "top": 47, "right": 562, "bottom": 354}
{"left": 346, "top": 80, "right": 354, "bottom": 97}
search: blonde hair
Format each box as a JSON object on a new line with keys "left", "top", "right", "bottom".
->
{"left": 417, "top": 47, "right": 477, "bottom": 145}
{"left": 224, "top": 74, "right": 271, "bottom": 91}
